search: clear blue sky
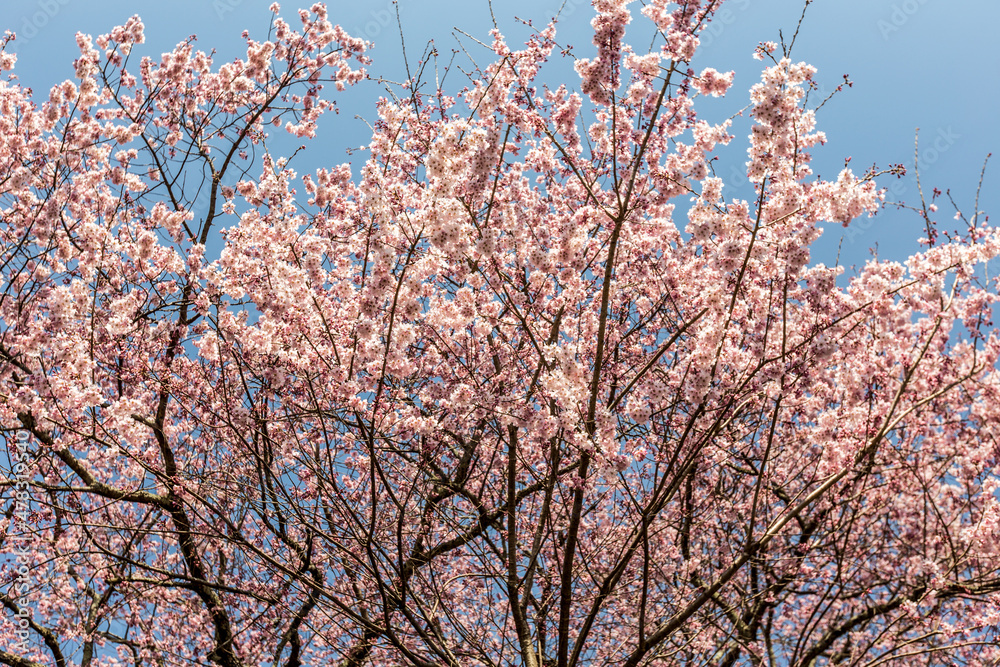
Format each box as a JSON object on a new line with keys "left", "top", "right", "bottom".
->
{"left": 2, "top": 0, "right": 998, "bottom": 273}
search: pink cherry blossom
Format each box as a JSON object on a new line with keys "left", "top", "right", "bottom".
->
{"left": 2, "top": 3, "right": 999, "bottom": 667}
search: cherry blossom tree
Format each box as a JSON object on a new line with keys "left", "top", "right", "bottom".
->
{"left": 2, "top": 1, "right": 999, "bottom": 666}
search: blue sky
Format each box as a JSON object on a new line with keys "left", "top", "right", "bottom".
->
{"left": 1, "top": 0, "right": 998, "bottom": 273}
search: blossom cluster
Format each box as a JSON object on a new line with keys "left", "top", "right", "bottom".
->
{"left": 1, "top": 2, "right": 998, "bottom": 667}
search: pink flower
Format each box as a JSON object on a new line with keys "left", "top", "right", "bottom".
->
{"left": 692, "top": 67, "right": 734, "bottom": 97}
